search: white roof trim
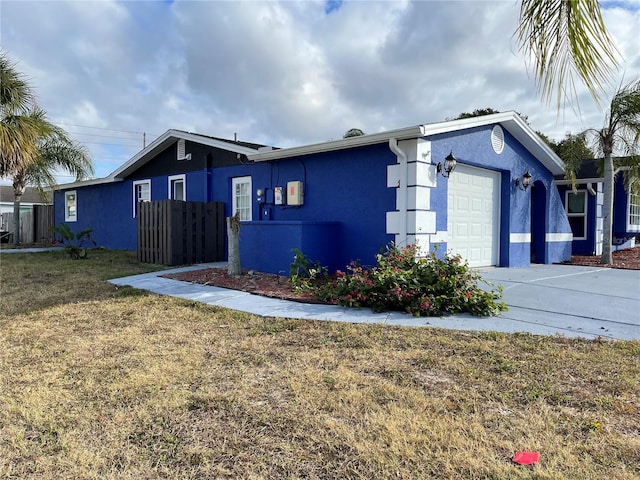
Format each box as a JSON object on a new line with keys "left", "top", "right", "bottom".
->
{"left": 555, "top": 177, "right": 604, "bottom": 185}
{"left": 53, "top": 129, "right": 261, "bottom": 190}
{"left": 248, "top": 126, "right": 425, "bottom": 162}
{"left": 51, "top": 176, "right": 124, "bottom": 191}
{"left": 111, "top": 129, "right": 259, "bottom": 179}
{"left": 249, "top": 111, "right": 565, "bottom": 176}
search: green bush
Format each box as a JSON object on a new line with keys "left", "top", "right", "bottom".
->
{"left": 319, "top": 243, "right": 507, "bottom": 317}
{"left": 51, "top": 222, "right": 96, "bottom": 259}
{"left": 289, "top": 248, "right": 328, "bottom": 292}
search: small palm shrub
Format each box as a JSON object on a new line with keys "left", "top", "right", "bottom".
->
{"left": 319, "top": 243, "right": 507, "bottom": 317}
{"left": 51, "top": 222, "right": 96, "bottom": 259}
{"left": 289, "top": 248, "right": 328, "bottom": 292}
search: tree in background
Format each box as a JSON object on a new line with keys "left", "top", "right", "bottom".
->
{"left": 343, "top": 128, "right": 365, "bottom": 138}
{"left": 0, "top": 52, "right": 92, "bottom": 244}
{"left": 453, "top": 108, "right": 501, "bottom": 120}
{"left": 584, "top": 80, "right": 640, "bottom": 264}
{"left": 546, "top": 132, "right": 594, "bottom": 187}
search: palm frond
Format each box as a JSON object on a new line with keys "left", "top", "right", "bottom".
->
{"left": 0, "top": 51, "right": 33, "bottom": 114}
{"left": 517, "top": 0, "right": 620, "bottom": 109}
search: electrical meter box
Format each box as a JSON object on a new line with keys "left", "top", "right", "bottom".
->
{"left": 274, "top": 186, "right": 284, "bottom": 205}
{"left": 287, "top": 181, "right": 304, "bottom": 206}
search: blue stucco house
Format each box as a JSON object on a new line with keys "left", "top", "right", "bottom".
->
{"left": 555, "top": 158, "right": 640, "bottom": 255}
{"left": 53, "top": 111, "right": 573, "bottom": 274}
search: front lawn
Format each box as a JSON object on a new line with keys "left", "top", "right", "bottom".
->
{"left": 0, "top": 250, "right": 638, "bottom": 479}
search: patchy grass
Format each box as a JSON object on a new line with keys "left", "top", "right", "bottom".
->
{"left": 0, "top": 249, "right": 165, "bottom": 316}
{"left": 0, "top": 251, "right": 639, "bottom": 479}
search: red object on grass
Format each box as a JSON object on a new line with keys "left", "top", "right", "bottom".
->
{"left": 513, "top": 451, "right": 540, "bottom": 465}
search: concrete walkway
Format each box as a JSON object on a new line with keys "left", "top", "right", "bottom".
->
{"left": 109, "top": 263, "right": 640, "bottom": 341}
{"left": 0, "top": 246, "right": 64, "bottom": 253}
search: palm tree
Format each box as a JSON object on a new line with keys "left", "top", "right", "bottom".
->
{"left": 1, "top": 52, "right": 93, "bottom": 244}
{"left": 585, "top": 80, "right": 640, "bottom": 264}
{"left": 516, "top": 0, "right": 620, "bottom": 110}
{"left": 10, "top": 109, "right": 92, "bottom": 244}
{"left": 0, "top": 52, "right": 41, "bottom": 178}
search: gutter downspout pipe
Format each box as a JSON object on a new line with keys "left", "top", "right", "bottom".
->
{"left": 389, "top": 138, "right": 408, "bottom": 246}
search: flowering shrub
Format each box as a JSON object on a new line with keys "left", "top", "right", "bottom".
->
{"left": 319, "top": 243, "right": 507, "bottom": 317}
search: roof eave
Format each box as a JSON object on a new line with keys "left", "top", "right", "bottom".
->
{"left": 248, "top": 126, "right": 425, "bottom": 162}
{"left": 52, "top": 176, "right": 122, "bottom": 190}
{"left": 421, "top": 112, "right": 565, "bottom": 176}
{"left": 111, "top": 129, "right": 261, "bottom": 179}
{"left": 248, "top": 112, "right": 565, "bottom": 176}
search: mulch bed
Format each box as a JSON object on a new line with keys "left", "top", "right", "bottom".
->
{"left": 566, "top": 246, "right": 640, "bottom": 270}
{"left": 165, "top": 247, "right": 639, "bottom": 304}
{"left": 164, "top": 268, "right": 321, "bottom": 303}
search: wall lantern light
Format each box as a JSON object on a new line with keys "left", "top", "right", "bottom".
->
{"left": 437, "top": 151, "right": 457, "bottom": 178}
{"left": 515, "top": 171, "right": 532, "bottom": 191}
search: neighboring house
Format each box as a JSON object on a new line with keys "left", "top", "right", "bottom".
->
{"left": 0, "top": 185, "right": 51, "bottom": 213}
{"left": 53, "top": 112, "right": 573, "bottom": 274}
{"left": 555, "top": 159, "right": 639, "bottom": 255}
{"left": 0, "top": 185, "right": 51, "bottom": 231}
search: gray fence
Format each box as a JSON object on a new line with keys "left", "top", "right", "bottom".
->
{"left": 137, "top": 200, "right": 225, "bottom": 266}
{"left": 1, "top": 205, "right": 54, "bottom": 244}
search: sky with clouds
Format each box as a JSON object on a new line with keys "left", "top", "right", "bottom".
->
{"left": 1, "top": 0, "right": 639, "bottom": 183}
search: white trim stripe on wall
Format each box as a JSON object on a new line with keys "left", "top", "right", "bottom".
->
{"left": 546, "top": 233, "right": 573, "bottom": 242}
{"left": 509, "top": 233, "right": 531, "bottom": 243}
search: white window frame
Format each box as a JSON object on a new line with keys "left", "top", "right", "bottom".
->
{"left": 627, "top": 188, "right": 640, "bottom": 232}
{"left": 64, "top": 190, "right": 77, "bottom": 222}
{"left": 133, "top": 179, "right": 151, "bottom": 218}
{"left": 168, "top": 174, "right": 186, "bottom": 201}
{"left": 232, "top": 176, "right": 252, "bottom": 221}
{"left": 565, "top": 190, "right": 587, "bottom": 240}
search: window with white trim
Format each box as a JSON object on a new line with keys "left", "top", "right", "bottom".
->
{"left": 565, "top": 190, "right": 587, "bottom": 240}
{"left": 628, "top": 190, "right": 640, "bottom": 231}
{"left": 168, "top": 174, "right": 186, "bottom": 201}
{"left": 133, "top": 180, "right": 151, "bottom": 217}
{"left": 65, "top": 190, "right": 77, "bottom": 222}
{"left": 232, "top": 176, "right": 252, "bottom": 221}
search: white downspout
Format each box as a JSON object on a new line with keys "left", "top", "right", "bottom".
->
{"left": 389, "top": 138, "right": 408, "bottom": 246}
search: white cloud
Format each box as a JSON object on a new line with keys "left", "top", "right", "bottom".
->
{"left": 1, "top": 0, "right": 638, "bottom": 183}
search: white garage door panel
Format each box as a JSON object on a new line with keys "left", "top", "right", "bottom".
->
{"left": 447, "top": 164, "right": 500, "bottom": 267}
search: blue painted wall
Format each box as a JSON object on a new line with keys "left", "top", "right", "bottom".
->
{"left": 54, "top": 181, "right": 136, "bottom": 250}
{"left": 54, "top": 169, "right": 212, "bottom": 251}
{"left": 613, "top": 175, "right": 631, "bottom": 236}
{"left": 211, "top": 144, "right": 396, "bottom": 273}
{"left": 55, "top": 125, "right": 573, "bottom": 272}
{"left": 557, "top": 174, "right": 635, "bottom": 256}
{"left": 426, "top": 126, "right": 572, "bottom": 266}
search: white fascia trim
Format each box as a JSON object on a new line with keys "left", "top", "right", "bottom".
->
{"left": 112, "top": 129, "right": 260, "bottom": 179}
{"left": 546, "top": 233, "right": 573, "bottom": 242}
{"left": 248, "top": 126, "right": 425, "bottom": 162}
{"left": 248, "top": 111, "right": 564, "bottom": 177}
{"left": 52, "top": 176, "right": 123, "bottom": 190}
{"left": 53, "top": 130, "right": 261, "bottom": 191}
{"left": 555, "top": 177, "right": 604, "bottom": 186}
{"left": 510, "top": 233, "right": 531, "bottom": 243}
{"left": 420, "top": 111, "right": 565, "bottom": 176}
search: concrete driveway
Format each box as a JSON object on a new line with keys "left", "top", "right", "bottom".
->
{"left": 476, "top": 264, "right": 640, "bottom": 340}
{"left": 110, "top": 263, "right": 640, "bottom": 341}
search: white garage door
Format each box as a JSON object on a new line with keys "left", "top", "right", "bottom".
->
{"left": 447, "top": 164, "right": 500, "bottom": 267}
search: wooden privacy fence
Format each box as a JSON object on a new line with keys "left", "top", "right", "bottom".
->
{"left": 0, "top": 205, "right": 54, "bottom": 244}
{"left": 137, "top": 200, "right": 225, "bottom": 266}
